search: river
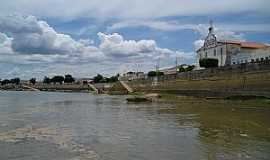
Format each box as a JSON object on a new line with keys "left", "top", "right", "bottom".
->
{"left": 0, "top": 91, "right": 269, "bottom": 160}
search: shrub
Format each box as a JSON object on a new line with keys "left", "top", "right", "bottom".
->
{"left": 177, "top": 67, "right": 186, "bottom": 73}
{"left": 64, "top": 74, "right": 75, "bottom": 84}
{"left": 51, "top": 76, "right": 65, "bottom": 84}
{"left": 199, "top": 58, "right": 218, "bottom": 68}
{"left": 10, "top": 78, "right": 20, "bottom": 85}
{"left": 43, "top": 76, "right": 51, "bottom": 84}
{"left": 147, "top": 71, "right": 157, "bottom": 77}
{"left": 1, "top": 79, "right": 10, "bottom": 85}
{"left": 177, "top": 65, "right": 195, "bottom": 73}
{"left": 185, "top": 65, "right": 195, "bottom": 71}
{"left": 147, "top": 71, "right": 164, "bottom": 77}
{"left": 156, "top": 71, "right": 164, "bottom": 76}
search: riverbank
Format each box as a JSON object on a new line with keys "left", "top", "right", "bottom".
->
{"left": 1, "top": 64, "right": 270, "bottom": 100}
{"left": 125, "top": 64, "right": 270, "bottom": 98}
{"left": 125, "top": 91, "right": 270, "bottom": 109}
{"left": 156, "top": 93, "right": 270, "bottom": 107}
{"left": 0, "top": 84, "right": 93, "bottom": 92}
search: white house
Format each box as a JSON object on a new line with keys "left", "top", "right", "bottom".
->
{"left": 197, "top": 24, "right": 270, "bottom": 67}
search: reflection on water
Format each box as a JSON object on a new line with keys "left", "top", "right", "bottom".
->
{"left": 0, "top": 91, "right": 269, "bottom": 160}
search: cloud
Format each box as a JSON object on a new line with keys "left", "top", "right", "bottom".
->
{"left": 108, "top": 20, "right": 198, "bottom": 31}
{"left": 109, "top": 20, "right": 247, "bottom": 51}
{"left": 0, "top": 32, "right": 14, "bottom": 54}
{"left": 193, "top": 23, "right": 246, "bottom": 50}
{"left": 0, "top": 14, "right": 101, "bottom": 56}
{"left": 0, "top": 15, "right": 183, "bottom": 62}
{"left": 98, "top": 32, "right": 158, "bottom": 58}
{"left": 0, "top": 0, "right": 269, "bottom": 20}
{"left": 195, "top": 24, "right": 245, "bottom": 40}
{"left": 109, "top": 20, "right": 270, "bottom": 34}
{"left": 97, "top": 32, "right": 194, "bottom": 66}
{"left": 193, "top": 40, "right": 205, "bottom": 51}
{"left": 0, "top": 14, "right": 195, "bottom": 78}
{"left": 78, "top": 39, "right": 94, "bottom": 45}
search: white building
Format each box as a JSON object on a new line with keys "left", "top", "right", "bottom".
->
{"left": 197, "top": 24, "right": 270, "bottom": 67}
{"left": 121, "top": 72, "right": 145, "bottom": 81}
{"left": 160, "top": 64, "right": 190, "bottom": 75}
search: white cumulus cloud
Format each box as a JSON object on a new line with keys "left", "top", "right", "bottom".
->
{"left": 0, "top": 32, "right": 14, "bottom": 54}
{"left": 0, "top": 14, "right": 195, "bottom": 78}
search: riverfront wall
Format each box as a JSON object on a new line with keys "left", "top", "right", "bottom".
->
{"left": 34, "top": 84, "right": 90, "bottom": 92}
{"left": 125, "top": 61, "right": 270, "bottom": 97}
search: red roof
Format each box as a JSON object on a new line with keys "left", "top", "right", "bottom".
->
{"left": 220, "top": 40, "right": 268, "bottom": 49}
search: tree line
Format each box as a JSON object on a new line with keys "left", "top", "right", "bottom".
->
{"left": 43, "top": 74, "right": 75, "bottom": 84}
{"left": 93, "top": 74, "right": 119, "bottom": 83}
{"left": 0, "top": 78, "right": 20, "bottom": 86}
{"left": 1, "top": 73, "right": 120, "bottom": 86}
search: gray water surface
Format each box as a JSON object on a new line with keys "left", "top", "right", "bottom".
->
{"left": 0, "top": 91, "right": 269, "bottom": 160}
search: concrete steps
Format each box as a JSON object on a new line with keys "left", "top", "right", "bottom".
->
{"left": 119, "top": 81, "right": 134, "bottom": 93}
{"left": 88, "top": 84, "right": 99, "bottom": 93}
{"left": 22, "top": 85, "right": 40, "bottom": 91}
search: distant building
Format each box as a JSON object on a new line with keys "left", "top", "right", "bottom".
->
{"left": 121, "top": 72, "right": 145, "bottom": 81}
{"left": 160, "top": 64, "right": 190, "bottom": 75}
{"left": 197, "top": 23, "right": 270, "bottom": 67}
{"left": 77, "top": 78, "right": 93, "bottom": 84}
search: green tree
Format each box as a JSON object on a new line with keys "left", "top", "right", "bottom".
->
{"left": 156, "top": 71, "right": 164, "bottom": 76}
{"left": 199, "top": 58, "right": 219, "bottom": 68}
{"left": 51, "top": 76, "right": 65, "bottom": 84}
{"left": 64, "top": 74, "right": 75, "bottom": 84}
{"left": 147, "top": 71, "right": 164, "bottom": 77}
{"left": 107, "top": 76, "right": 119, "bottom": 83}
{"left": 148, "top": 71, "right": 157, "bottom": 77}
{"left": 185, "top": 65, "right": 195, "bottom": 72}
{"left": 43, "top": 76, "right": 51, "bottom": 84}
{"left": 10, "top": 78, "right": 20, "bottom": 85}
{"left": 1, "top": 79, "right": 10, "bottom": 85}
{"left": 93, "top": 74, "right": 103, "bottom": 83}
{"left": 29, "top": 78, "right": 36, "bottom": 85}
{"left": 178, "top": 67, "right": 186, "bottom": 73}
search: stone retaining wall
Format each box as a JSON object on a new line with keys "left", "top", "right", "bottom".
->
{"left": 126, "top": 62, "right": 270, "bottom": 97}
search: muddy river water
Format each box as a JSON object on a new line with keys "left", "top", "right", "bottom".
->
{"left": 0, "top": 91, "right": 269, "bottom": 160}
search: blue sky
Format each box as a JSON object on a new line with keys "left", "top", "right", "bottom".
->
{"left": 0, "top": 0, "right": 269, "bottom": 79}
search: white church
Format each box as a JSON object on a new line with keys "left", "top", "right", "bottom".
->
{"left": 197, "top": 23, "right": 270, "bottom": 67}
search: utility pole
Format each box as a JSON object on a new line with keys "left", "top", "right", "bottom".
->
{"left": 156, "top": 57, "right": 160, "bottom": 73}
{"left": 153, "top": 57, "right": 161, "bottom": 86}
{"left": 175, "top": 56, "right": 178, "bottom": 73}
